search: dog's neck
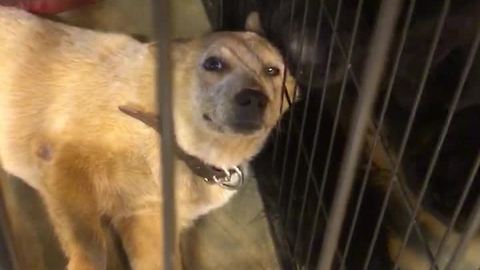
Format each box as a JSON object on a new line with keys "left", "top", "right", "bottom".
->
{"left": 119, "top": 105, "right": 245, "bottom": 189}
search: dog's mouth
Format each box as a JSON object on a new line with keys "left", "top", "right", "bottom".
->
{"left": 202, "top": 113, "right": 264, "bottom": 135}
{"left": 228, "top": 120, "right": 263, "bottom": 134}
{"left": 203, "top": 113, "right": 212, "bottom": 122}
{"left": 202, "top": 113, "right": 226, "bottom": 133}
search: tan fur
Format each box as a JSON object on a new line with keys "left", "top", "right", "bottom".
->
{"left": 0, "top": 7, "right": 295, "bottom": 270}
{"left": 388, "top": 210, "right": 480, "bottom": 270}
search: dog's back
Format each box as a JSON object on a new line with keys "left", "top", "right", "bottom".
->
{"left": 0, "top": 7, "right": 153, "bottom": 189}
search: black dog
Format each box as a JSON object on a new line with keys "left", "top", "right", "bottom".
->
{"left": 212, "top": 0, "right": 480, "bottom": 268}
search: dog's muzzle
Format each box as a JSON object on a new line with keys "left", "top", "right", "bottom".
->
{"left": 228, "top": 88, "right": 268, "bottom": 133}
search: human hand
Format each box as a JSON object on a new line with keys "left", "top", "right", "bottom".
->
{"left": 0, "top": 0, "right": 97, "bottom": 14}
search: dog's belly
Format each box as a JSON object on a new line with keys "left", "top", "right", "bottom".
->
{"left": 0, "top": 6, "right": 151, "bottom": 191}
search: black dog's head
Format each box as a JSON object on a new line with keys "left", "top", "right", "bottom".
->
{"left": 254, "top": 0, "right": 371, "bottom": 88}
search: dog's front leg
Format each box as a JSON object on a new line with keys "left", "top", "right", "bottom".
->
{"left": 114, "top": 212, "right": 182, "bottom": 270}
{"left": 42, "top": 149, "right": 107, "bottom": 270}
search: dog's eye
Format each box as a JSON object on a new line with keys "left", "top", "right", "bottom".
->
{"left": 203, "top": 57, "right": 224, "bottom": 71}
{"left": 265, "top": 66, "right": 280, "bottom": 77}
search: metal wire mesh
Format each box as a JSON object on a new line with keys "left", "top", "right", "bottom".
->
{"left": 0, "top": 0, "right": 479, "bottom": 269}
{"left": 248, "top": 0, "right": 480, "bottom": 269}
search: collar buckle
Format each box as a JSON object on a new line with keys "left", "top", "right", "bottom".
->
{"left": 203, "top": 166, "right": 244, "bottom": 190}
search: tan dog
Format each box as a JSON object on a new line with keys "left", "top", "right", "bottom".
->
{"left": 0, "top": 6, "right": 295, "bottom": 270}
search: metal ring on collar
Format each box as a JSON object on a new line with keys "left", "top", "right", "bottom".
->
{"left": 218, "top": 166, "right": 244, "bottom": 190}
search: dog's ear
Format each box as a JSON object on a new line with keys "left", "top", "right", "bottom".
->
{"left": 245, "top": 11, "right": 265, "bottom": 35}
{"left": 118, "top": 104, "right": 161, "bottom": 133}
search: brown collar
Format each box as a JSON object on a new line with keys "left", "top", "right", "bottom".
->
{"left": 118, "top": 105, "right": 245, "bottom": 190}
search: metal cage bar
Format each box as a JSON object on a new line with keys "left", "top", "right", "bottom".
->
{"left": 338, "top": 1, "right": 415, "bottom": 263}
{"left": 344, "top": 0, "right": 445, "bottom": 267}
{"left": 391, "top": 14, "right": 480, "bottom": 270}
{"left": 316, "top": 0, "right": 403, "bottom": 269}
{"left": 337, "top": 2, "right": 441, "bottom": 268}
{"left": 303, "top": 0, "right": 347, "bottom": 264}
{"left": 303, "top": 0, "right": 363, "bottom": 265}
{"left": 151, "top": 0, "right": 177, "bottom": 269}
{"left": 290, "top": 0, "right": 327, "bottom": 256}
{"left": 433, "top": 150, "right": 480, "bottom": 269}
{"left": 445, "top": 187, "right": 480, "bottom": 270}
{"left": 286, "top": 0, "right": 326, "bottom": 229}
{"left": 361, "top": 1, "right": 452, "bottom": 268}
{"left": 271, "top": 0, "right": 296, "bottom": 171}
{"left": 276, "top": 0, "right": 300, "bottom": 205}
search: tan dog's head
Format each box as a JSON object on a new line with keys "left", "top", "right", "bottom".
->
{"left": 191, "top": 32, "right": 294, "bottom": 133}
{"left": 170, "top": 30, "right": 296, "bottom": 168}
{"left": 123, "top": 24, "right": 296, "bottom": 168}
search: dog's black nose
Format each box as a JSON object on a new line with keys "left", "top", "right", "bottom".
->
{"left": 230, "top": 89, "right": 268, "bottom": 133}
{"left": 234, "top": 88, "right": 268, "bottom": 110}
